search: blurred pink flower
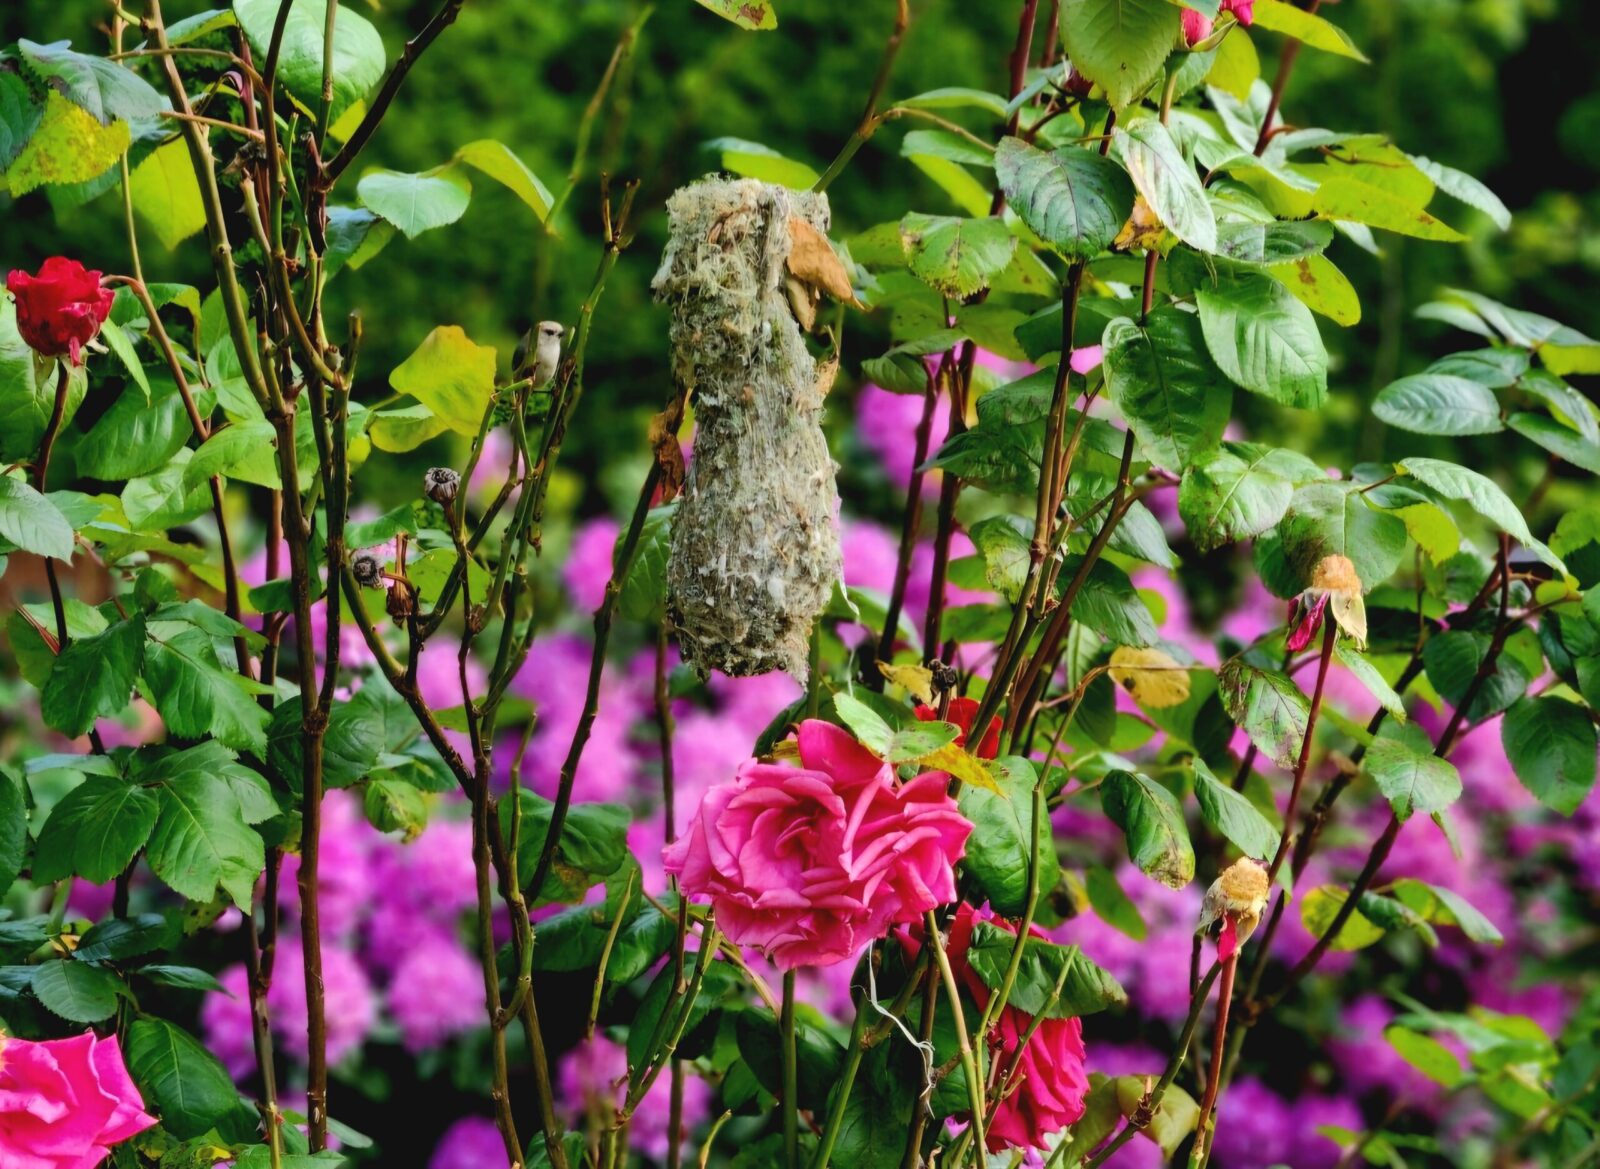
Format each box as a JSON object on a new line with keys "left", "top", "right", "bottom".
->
{"left": 564, "top": 516, "right": 620, "bottom": 614}
{"left": 430, "top": 1117, "right": 509, "bottom": 1169}
{"left": 269, "top": 942, "right": 375, "bottom": 1067}
{"left": 387, "top": 942, "right": 485, "bottom": 1051}
{"left": 559, "top": 1035, "right": 710, "bottom": 1162}
{"left": 856, "top": 384, "right": 948, "bottom": 493}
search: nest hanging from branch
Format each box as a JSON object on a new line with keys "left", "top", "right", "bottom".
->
{"left": 652, "top": 177, "right": 851, "bottom": 681}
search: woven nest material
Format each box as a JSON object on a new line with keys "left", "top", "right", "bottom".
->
{"left": 652, "top": 177, "right": 843, "bottom": 681}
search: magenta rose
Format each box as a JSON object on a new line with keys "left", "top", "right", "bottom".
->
{"left": 6, "top": 257, "right": 116, "bottom": 365}
{"left": 663, "top": 719, "right": 971, "bottom": 969}
{"left": 0, "top": 1030, "right": 156, "bottom": 1167}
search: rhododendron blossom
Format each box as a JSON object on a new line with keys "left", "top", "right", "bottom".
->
{"left": 663, "top": 719, "right": 971, "bottom": 968}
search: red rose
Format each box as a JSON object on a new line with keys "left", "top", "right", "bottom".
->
{"left": 914, "top": 695, "right": 1001, "bottom": 760}
{"left": 7, "top": 257, "right": 115, "bottom": 365}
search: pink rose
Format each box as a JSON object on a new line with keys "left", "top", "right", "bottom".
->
{"left": 1181, "top": 9, "right": 1214, "bottom": 44}
{"left": 663, "top": 720, "right": 971, "bottom": 969}
{"left": 911, "top": 905, "right": 1090, "bottom": 1152}
{"left": 0, "top": 1031, "right": 156, "bottom": 1167}
{"left": 1222, "top": 0, "right": 1255, "bottom": 25}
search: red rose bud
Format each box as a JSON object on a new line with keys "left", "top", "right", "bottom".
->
{"left": 914, "top": 695, "right": 1001, "bottom": 760}
{"left": 1222, "top": 0, "right": 1255, "bottom": 25}
{"left": 6, "top": 257, "right": 115, "bottom": 365}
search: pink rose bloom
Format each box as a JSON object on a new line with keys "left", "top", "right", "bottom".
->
{"left": 0, "top": 1031, "right": 156, "bottom": 1167}
{"left": 925, "top": 905, "right": 1089, "bottom": 1152}
{"left": 663, "top": 720, "right": 971, "bottom": 969}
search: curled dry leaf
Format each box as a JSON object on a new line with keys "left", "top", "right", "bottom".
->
{"left": 1113, "top": 195, "right": 1166, "bottom": 253}
{"left": 786, "top": 217, "right": 860, "bottom": 305}
{"left": 1108, "top": 645, "right": 1193, "bottom": 708}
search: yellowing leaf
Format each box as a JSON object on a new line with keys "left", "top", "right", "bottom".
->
{"left": 6, "top": 91, "right": 129, "bottom": 195}
{"left": 1392, "top": 501, "right": 1459, "bottom": 563}
{"left": 921, "top": 743, "right": 1004, "bottom": 795}
{"left": 130, "top": 139, "right": 206, "bottom": 250}
{"left": 1268, "top": 254, "right": 1361, "bottom": 327}
{"left": 389, "top": 326, "right": 497, "bottom": 436}
{"left": 1109, "top": 646, "right": 1193, "bottom": 709}
{"left": 876, "top": 661, "right": 934, "bottom": 705}
{"left": 693, "top": 0, "right": 778, "bottom": 29}
{"left": 455, "top": 139, "right": 553, "bottom": 221}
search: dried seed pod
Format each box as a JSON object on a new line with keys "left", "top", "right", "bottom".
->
{"left": 352, "top": 552, "right": 384, "bottom": 589}
{"left": 423, "top": 466, "right": 460, "bottom": 504}
{"left": 652, "top": 177, "right": 844, "bottom": 681}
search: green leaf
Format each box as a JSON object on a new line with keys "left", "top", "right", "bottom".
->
{"left": 143, "top": 627, "right": 271, "bottom": 753}
{"left": 1390, "top": 878, "right": 1504, "bottom": 944}
{"left": 1397, "top": 456, "right": 1562, "bottom": 572}
{"left": 692, "top": 0, "right": 778, "bottom": 29}
{"left": 126, "top": 1017, "right": 239, "bottom": 1140}
{"left": 356, "top": 166, "right": 472, "bottom": 240}
{"left": 367, "top": 404, "right": 449, "bottom": 453}
{"left": 233, "top": 0, "right": 385, "bottom": 124}
{"left": 1426, "top": 348, "right": 1529, "bottom": 389}
{"left": 900, "top": 128, "right": 993, "bottom": 169}
{"left": 1333, "top": 644, "right": 1407, "bottom": 723}
{"left": 957, "top": 755, "right": 1057, "bottom": 916}
{"left": 324, "top": 205, "right": 394, "bottom": 277}
{"left": 16, "top": 39, "right": 163, "bottom": 125}
{"left": 363, "top": 777, "right": 428, "bottom": 839}
{"left": 1103, "top": 306, "right": 1231, "bottom": 471}
{"left": 993, "top": 137, "right": 1135, "bottom": 262}
{"left": 0, "top": 71, "right": 43, "bottom": 169}
{"left": 1312, "top": 176, "right": 1464, "bottom": 242}
{"left": 965, "top": 922, "right": 1127, "bottom": 1017}
{"left": 704, "top": 137, "right": 817, "bottom": 189}
{"left": 1299, "top": 885, "right": 1385, "bottom": 950}
{"left": 501, "top": 790, "right": 630, "bottom": 905}
{"left": 736, "top": 1009, "right": 845, "bottom": 1113}
{"left": 41, "top": 615, "right": 146, "bottom": 738}
{"left": 1085, "top": 864, "right": 1148, "bottom": 939}
{"left": 1278, "top": 479, "right": 1408, "bottom": 593}
{"left": 968, "top": 515, "right": 1032, "bottom": 603}
{"left": 0, "top": 769, "right": 25, "bottom": 899}
{"left": 1100, "top": 770, "right": 1194, "bottom": 888}
{"left": 1117, "top": 118, "right": 1216, "bottom": 251}
{"left": 76, "top": 914, "right": 177, "bottom": 963}
{"left": 1192, "top": 757, "right": 1279, "bottom": 861}
{"left": 1502, "top": 696, "right": 1597, "bottom": 816}
{"left": 389, "top": 324, "right": 497, "bottom": 436}
{"left": 0, "top": 475, "right": 75, "bottom": 560}
{"left": 618, "top": 504, "right": 674, "bottom": 622}
{"left": 31, "top": 960, "right": 125, "bottom": 1023}
{"left": 1364, "top": 736, "right": 1461, "bottom": 822}
{"left": 1059, "top": 0, "right": 1181, "bottom": 110}
{"left": 182, "top": 422, "right": 278, "bottom": 490}
{"left": 899, "top": 88, "right": 1009, "bottom": 118}
{"left": 145, "top": 773, "right": 266, "bottom": 909}
{"left": 898, "top": 213, "right": 1017, "bottom": 299}
{"left": 33, "top": 776, "right": 159, "bottom": 885}
{"left": 76, "top": 374, "right": 197, "bottom": 480}
{"left": 129, "top": 138, "right": 208, "bottom": 250}
{"left": 1423, "top": 630, "right": 1529, "bottom": 723}
{"left": 98, "top": 320, "right": 152, "bottom": 403}
{"left": 1195, "top": 270, "right": 1327, "bottom": 408}
{"left": 454, "top": 139, "right": 553, "bottom": 220}
{"left": 1178, "top": 442, "right": 1314, "bottom": 552}
{"left": 1373, "top": 374, "right": 1503, "bottom": 436}
{"left": 1218, "top": 657, "right": 1308, "bottom": 769}
{"left": 1385, "top": 1026, "right": 1465, "bottom": 1087}
{"left": 1249, "top": 0, "right": 1367, "bottom": 60}
{"left": 1214, "top": 218, "right": 1333, "bottom": 265}
{"left": 1065, "top": 557, "right": 1158, "bottom": 647}
{"left": 1507, "top": 413, "right": 1600, "bottom": 475}
{"left": 1410, "top": 155, "right": 1510, "bottom": 231}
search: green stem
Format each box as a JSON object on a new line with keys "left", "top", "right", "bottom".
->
{"left": 782, "top": 970, "right": 799, "bottom": 1169}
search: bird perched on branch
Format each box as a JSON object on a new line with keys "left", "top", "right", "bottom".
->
{"left": 513, "top": 320, "right": 565, "bottom": 388}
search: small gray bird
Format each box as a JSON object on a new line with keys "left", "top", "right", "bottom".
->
{"left": 514, "top": 320, "right": 565, "bottom": 388}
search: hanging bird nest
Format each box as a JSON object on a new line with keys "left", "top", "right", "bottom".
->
{"left": 652, "top": 176, "right": 849, "bottom": 681}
